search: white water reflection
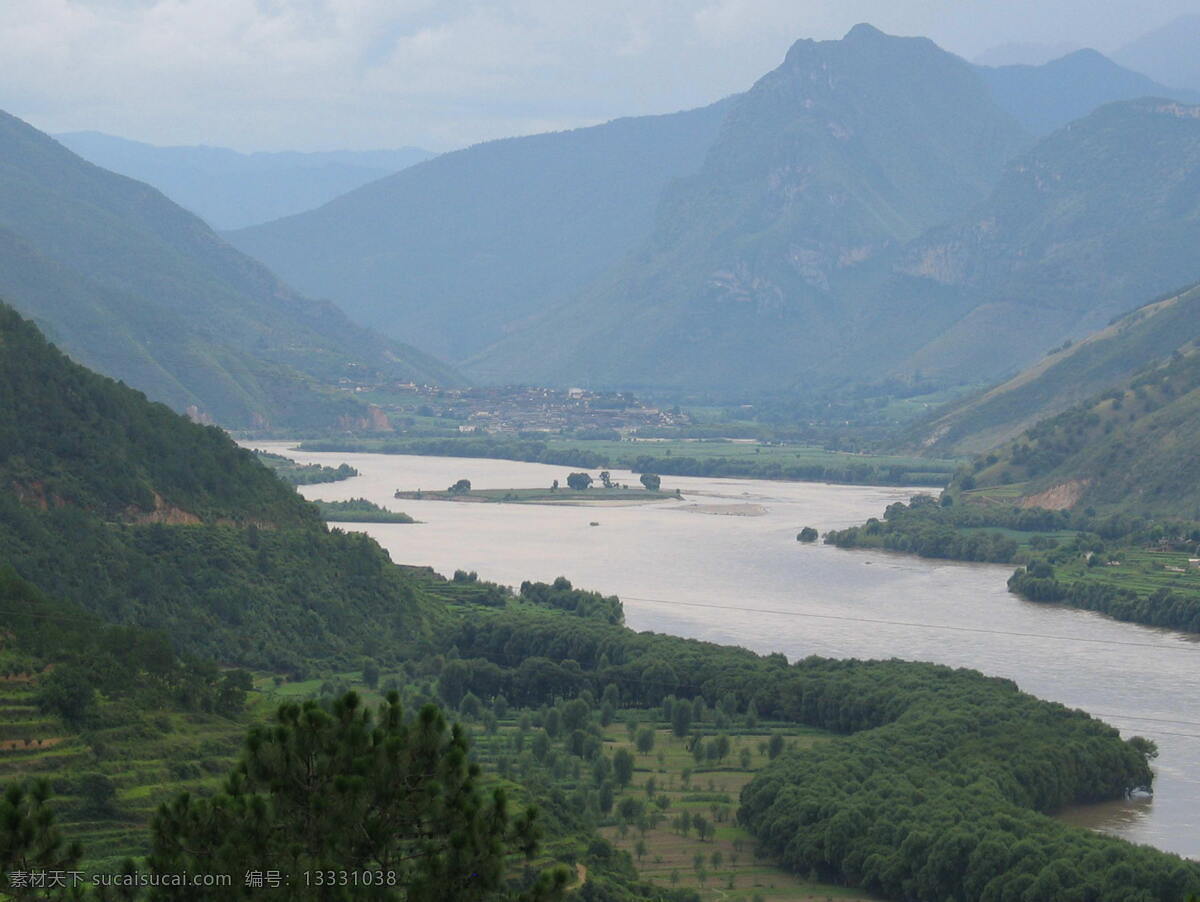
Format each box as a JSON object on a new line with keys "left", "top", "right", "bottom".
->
{"left": 253, "top": 443, "right": 1200, "bottom": 857}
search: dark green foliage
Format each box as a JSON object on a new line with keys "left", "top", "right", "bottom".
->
{"left": 959, "top": 343, "right": 1200, "bottom": 517}
{"left": 0, "top": 502, "right": 432, "bottom": 670}
{"left": 1008, "top": 568, "right": 1200, "bottom": 633}
{"left": 0, "top": 565, "right": 247, "bottom": 717}
{"left": 35, "top": 665, "right": 95, "bottom": 727}
{"left": 0, "top": 302, "right": 316, "bottom": 523}
{"left": 566, "top": 473, "right": 593, "bottom": 491}
{"left": 253, "top": 451, "right": 358, "bottom": 485}
{"left": 313, "top": 499, "right": 415, "bottom": 523}
{"left": 638, "top": 474, "right": 660, "bottom": 492}
{"left": 519, "top": 579, "right": 623, "bottom": 625}
{"left": 0, "top": 780, "right": 82, "bottom": 899}
{"left": 441, "top": 607, "right": 1198, "bottom": 899}
{"left": 0, "top": 306, "right": 435, "bottom": 669}
{"left": 0, "top": 113, "right": 457, "bottom": 429}
{"left": 825, "top": 496, "right": 1021, "bottom": 563}
{"left": 795, "top": 527, "right": 818, "bottom": 543}
{"left": 148, "top": 692, "right": 567, "bottom": 900}
{"left": 612, "top": 750, "right": 635, "bottom": 789}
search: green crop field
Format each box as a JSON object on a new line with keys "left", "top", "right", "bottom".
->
{"left": 1054, "top": 550, "right": 1200, "bottom": 596}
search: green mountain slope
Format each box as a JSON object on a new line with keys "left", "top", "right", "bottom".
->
{"left": 960, "top": 342, "right": 1200, "bottom": 517}
{"left": 916, "top": 282, "right": 1200, "bottom": 454}
{"left": 0, "top": 302, "right": 435, "bottom": 668}
{"left": 471, "top": 24, "right": 1029, "bottom": 390}
{"left": 227, "top": 101, "right": 732, "bottom": 361}
{"left": 55, "top": 132, "right": 436, "bottom": 230}
{"left": 976, "top": 48, "right": 1200, "bottom": 135}
{"left": 0, "top": 110, "right": 457, "bottom": 429}
{"left": 892, "top": 98, "right": 1200, "bottom": 385}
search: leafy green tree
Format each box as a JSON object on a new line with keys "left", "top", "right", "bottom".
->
{"left": 361, "top": 660, "right": 380, "bottom": 689}
{"left": 599, "top": 472, "right": 613, "bottom": 489}
{"left": 767, "top": 732, "right": 785, "bottom": 760}
{"left": 639, "top": 473, "right": 661, "bottom": 491}
{"left": 560, "top": 698, "right": 590, "bottom": 732}
{"left": 635, "top": 728, "right": 655, "bottom": 756}
{"left": 796, "top": 527, "right": 819, "bottom": 543}
{"left": 447, "top": 478, "right": 472, "bottom": 495}
{"left": 36, "top": 664, "right": 95, "bottom": 726}
{"left": 78, "top": 773, "right": 118, "bottom": 818}
{"left": 612, "top": 749, "right": 635, "bottom": 788}
{"left": 671, "top": 701, "right": 692, "bottom": 739}
{"left": 149, "top": 693, "right": 566, "bottom": 900}
{"left": 597, "top": 782, "right": 614, "bottom": 815}
{"left": 566, "top": 473, "right": 593, "bottom": 491}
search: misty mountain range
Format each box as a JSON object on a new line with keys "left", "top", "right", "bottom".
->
{"left": 8, "top": 23, "right": 1200, "bottom": 430}
{"left": 54, "top": 132, "right": 436, "bottom": 230}
{"left": 227, "top": 26, "right": 1200, "bottom": 395}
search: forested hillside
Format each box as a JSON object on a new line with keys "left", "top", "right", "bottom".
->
{"left": 0, "top": 303, "right": 435, "bottom": 669}
{"left": 917, "top": 281, "right": 1200, "bottom": 454}
{"left": 0, "top": 110, "right": 457, "bottom": 429}
{"left": 959, "top": 345, "right": 1200, "bottom": 517}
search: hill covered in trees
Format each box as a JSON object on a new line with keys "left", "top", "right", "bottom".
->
{"left": 0, "top": 110, "right": 456, "bottom": 430}
{"left": 955, "top": 343, "right": 1200, "bottom": 518}
{"left": 0, "top": 302, "right": 436, "bottom": 670}
{"left": 916, "top": 281, "right": 1200, "bottom": 455}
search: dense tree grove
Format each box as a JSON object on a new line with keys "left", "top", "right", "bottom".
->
{"left": 1009, "top": 567, "right": 1200, "bottom": 633}
{"left": 824, "top": 496, "right": 1020, "bottom": 562}
{"left": 0, "top": 497, "right": 434, "bottom": 671}
{"left": 149, "top": 693, "right": 567, "bottom": 901}
{"left": 0, "top": 303, "right": 317, "bottom": 526}
{"left": 518, "top": 579, "right": 624, "bottom": 625}
{"left": 0, "top": 566, "right": 250, "bottom": 720}
{"left": 441, "top": 609, "right": 1200, "bottom": 900}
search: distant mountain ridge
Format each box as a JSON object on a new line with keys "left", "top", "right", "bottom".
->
{"left": 469, "top": 24, "right": 1030, "bottom": 389}
{"left": 975, "top": 48, "right": 1200, "bottom": 135}
{"left": 55, "top": 132, "right": 436, "bottom": 230}
{"left": 1114, "top": 14, "right": 1200, "bottom": 93}
{"left": 891, "top": 98, "right": 1200, "bottom": 385}
{"left": 226, "top": 26, "right": 1200, "bottom": 397}
{"left": 0, "top": 110, "right": 458, "bottom": 429}
{"left": 228, "top": 100, "right": 733, "bottom": 361}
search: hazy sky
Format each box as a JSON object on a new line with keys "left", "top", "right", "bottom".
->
{"left": 5, "top": 0, "right": 1197, "bottom": 152}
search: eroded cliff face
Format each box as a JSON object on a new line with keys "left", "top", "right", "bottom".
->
{"left": 1020, "top": 479, "right": 1091, "bottom": 511}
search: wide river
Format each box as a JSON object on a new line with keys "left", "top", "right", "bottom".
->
{"left": 258, "top": 443, "right": 1200, "bottom": 857}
